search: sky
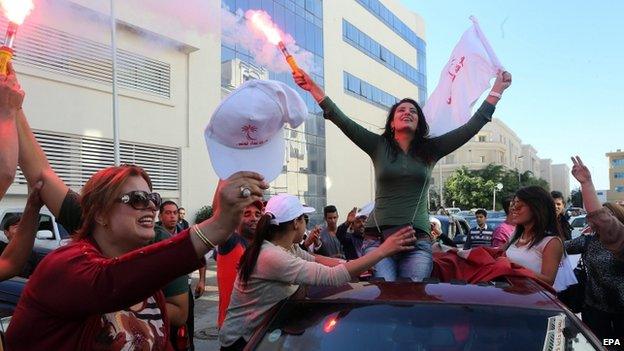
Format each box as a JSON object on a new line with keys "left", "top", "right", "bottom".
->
{"left": 401, "top": 0, "right": 623, "bottom": 190}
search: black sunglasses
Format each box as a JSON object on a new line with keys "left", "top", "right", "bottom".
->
{"left": 118, "top": 191, "right": 162, "bottom": 210}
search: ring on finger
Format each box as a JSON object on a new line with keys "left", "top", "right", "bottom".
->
{"left": 239, "top": 186, "right": 252, "bottom": 198}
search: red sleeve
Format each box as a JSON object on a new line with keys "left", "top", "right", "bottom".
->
{"left": 28, "top": 229, "right": 203, "bottom": 317}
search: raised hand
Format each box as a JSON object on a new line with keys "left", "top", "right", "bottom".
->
{"left": 571, "top": 156, "right": 592, "bottom": 185}
{"left": 210, "top": 171, "right": 269, "bottom": 241}
{"left": 0, "top": 62, "right": 25, "bottom": 117}
{"left": 292, "top": 69, "right": 325, "bottom": 103}
{"left": 346, "top": 207, "right": 357, "bottom": 224}
{"left": 491, "top": 69, "right": 512, "bottom": 95}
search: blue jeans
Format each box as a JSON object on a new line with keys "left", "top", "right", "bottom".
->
{"left": 362, "top": 238, "right": 433, "bottom": 282}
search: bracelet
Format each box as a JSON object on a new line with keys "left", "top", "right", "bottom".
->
{"left": 488, "top": 91, "right": 502, "bottom": 98}
{"left": 192, "top": 224, "right": 216, "bottom": 249}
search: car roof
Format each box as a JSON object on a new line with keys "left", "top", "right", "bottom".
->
{"left": 301, "top": 277, "right": 560, "bottom": 311}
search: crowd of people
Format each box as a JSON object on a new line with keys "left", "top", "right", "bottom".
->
{"left": 0, "top": 59, "right": 622, "bottom": 351}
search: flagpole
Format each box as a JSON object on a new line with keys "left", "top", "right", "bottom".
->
{"left": 469, "top": 16, "right": 503, "bottom": 70}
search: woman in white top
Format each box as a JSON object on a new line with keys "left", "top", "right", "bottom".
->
{"left": 504, "top": 186, "right": 564, "bottom": 285}
{"left": 219, "top": 194, "right": 416, "bottom": 350}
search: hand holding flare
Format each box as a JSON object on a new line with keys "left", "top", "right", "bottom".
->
{"left": 0, "top": 0, "right": 34, "bottom": 75}
{"left": 247, "top": 10, "right": 300, "bottom": 73}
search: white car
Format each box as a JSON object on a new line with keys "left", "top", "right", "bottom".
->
{"left": 569, "top": 215, "right": 587, "bottom": 239}
{"left": 0, "top": 207, "right": 71, "bottom": 251}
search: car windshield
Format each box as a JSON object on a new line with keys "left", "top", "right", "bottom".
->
{"left": 256, "top": 302, "right": 598, "bottom": 351}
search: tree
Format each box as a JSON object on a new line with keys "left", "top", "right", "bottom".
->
{"left": 443, "top": 163, "right": 551, "bottom": 210}
{"left": 194, "top": 205, "right": 213, "bottom": 224}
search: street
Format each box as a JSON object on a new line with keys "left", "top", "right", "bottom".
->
{"left": 191, "top": 259, "right": 220, "bottom": 351}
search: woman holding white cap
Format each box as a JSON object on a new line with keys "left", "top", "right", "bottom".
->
{"left": 219, "top": 194, "right": 416, "bottom": 350}
{"left": 293, "top": 68, "right": 511, "bottom": 282}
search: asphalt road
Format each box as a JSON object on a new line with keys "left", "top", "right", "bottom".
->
{"left": 191, "top": 258, "right": 220, "bottom": 351}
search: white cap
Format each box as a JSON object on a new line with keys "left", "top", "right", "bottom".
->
{"left": 356, "top": 201, "right": 375, "bottom": 218}
{"left": 265, "top": 194, "right": 315, "bottom": 224}
{"left": 205, "top": 79, "right": 308, "bottom": 182}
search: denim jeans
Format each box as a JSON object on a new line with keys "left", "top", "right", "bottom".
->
{"left": 362, "top": 238, "right": 433, "bottom": 282}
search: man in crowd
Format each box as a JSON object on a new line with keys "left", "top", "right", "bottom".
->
{"left": 464, "top": 209, "right": 494, "bottom": 249}
{"left": 156, "top": 200, "right": 198, "bottom": 351}
{"left": 337, "top": 206, "right": 370, "bottom": 260}
{"left": 315, "top": 205, "right": 345, "bottom": 258}
{"left": 216, "top": 199, "right": 263, "bottom": 328}
{"left": 491, "top": 197, "right": 516, "bottom": 248}
{"left": 177, "top": 207, "right": 190, "bottom": 231}
{"left": 551, "top": 191, "right": 572, "bottom": 240}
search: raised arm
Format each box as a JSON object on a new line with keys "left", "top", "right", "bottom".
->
{"left": 570, "top": 155, "right": 623, "bottom": 258}
{"left": 427, "top": 70, "right": 512, "bottom": 160}
{"left": 293, "top": 69, "right": 379, "bottom": 156}
{"left": 0, "top": 63, "right": 24, "bottom": 198}
{"left": 0, "top": 181, "right": 43, "bottom": 280}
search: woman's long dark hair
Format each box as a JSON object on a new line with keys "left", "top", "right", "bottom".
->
{"left": 381, "top": 98, "right": 432, "bottom": 163}
{"left": 238, "top": 213, "right": 296, "bottom": 285}
{"left": 508, "top": 186, "right": 562, "bottom": 249}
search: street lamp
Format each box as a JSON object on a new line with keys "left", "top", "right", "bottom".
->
{"left": 493, "top": 183, "right": 503, "bottom": 211}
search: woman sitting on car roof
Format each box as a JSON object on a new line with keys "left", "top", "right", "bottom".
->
{"left": 5, "top": 166, "right": 267, "bottom": 351}
{"left": 219, "top": 194, "right": 416, "bottom": 351}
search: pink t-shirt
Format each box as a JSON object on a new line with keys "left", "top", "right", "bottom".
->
{"left": 491, "top": 220, "right": 516, "bottom": 248}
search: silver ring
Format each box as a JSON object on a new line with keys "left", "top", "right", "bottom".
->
{"left": 240, "top": 186, "right": 252, "bottom": 198}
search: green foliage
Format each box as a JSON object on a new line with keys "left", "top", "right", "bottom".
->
{"left": 443, "top": 163, "right": 551, "bottom": 210}
{"left": 194, "top": 205, "right": 213, "bottom": 224}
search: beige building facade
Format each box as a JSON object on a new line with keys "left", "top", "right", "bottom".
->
{"left": 606, "top": 150, "right": 624, "bottom": 204}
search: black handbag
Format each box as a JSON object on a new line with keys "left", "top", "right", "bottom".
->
{"left": 557, "top": 237, "right": 590, "bottom": 313}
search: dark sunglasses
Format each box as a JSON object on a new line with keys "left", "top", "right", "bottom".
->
{"left": 118, "top": 191, "right": 162, "bottom": 210}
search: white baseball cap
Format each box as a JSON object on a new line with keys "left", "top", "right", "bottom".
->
{"left": 356, "top": 201, "right": 375, "bottom": 218}
{"left": 205, "top": 79, "right": 308, "bottom": 182}
{"left": 265, "top": 194, "right": 315, "bottom": 224}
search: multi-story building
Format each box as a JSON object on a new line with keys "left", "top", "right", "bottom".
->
{"left": 607, "top": 149, "right": 624, "bottom": 204}
{"left": 540, "top": 159, "right": 553, "bottom": 186}
{"left": 433, "top": 118, "right": 525, "bottom": 188}
{"left": 3, "top": 0, "right": 427, "bottom": 224}
{"left": 551, "top": 164, "right": 570, "bottom": 201}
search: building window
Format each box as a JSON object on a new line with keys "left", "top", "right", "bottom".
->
{"left": 343, "top": 71, "right": 398, "bottom": 109}
{"left": 613, "top": 159, "right": 624, "bottom": 167}
{"left": 616, "top": 186, "right": 624, "bottom": 193}
{"left": 342, "top": 20, "right": 426, "bottom": 94}
{"left": 480, "top": 156, "right": 485, "bottom": 163}
{"left": 478, "top": 135, "right": 487, "bottom": 142}
{"left": 614, "top": 172, "right": 624, "bottom": 179}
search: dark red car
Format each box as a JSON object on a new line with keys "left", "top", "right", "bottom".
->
{"left": 245, "top": 277, "right": 604, "bottom": 350}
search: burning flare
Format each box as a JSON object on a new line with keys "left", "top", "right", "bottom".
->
{"left": 1, "top": 0, "right": 34, "bottom": 24}
{"left": 246, "top": 10, "right": 300, "bottom": 73}
{"left": 0, "top": 0, "right": 34, "bottom": 74}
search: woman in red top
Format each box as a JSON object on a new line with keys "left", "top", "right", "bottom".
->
{"left": 5, "top": 165, "right": 267, "bottom": 350}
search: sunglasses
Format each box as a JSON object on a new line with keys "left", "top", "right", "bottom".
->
{"left": 118, "top": 190, "right": 162, "bottom": 210}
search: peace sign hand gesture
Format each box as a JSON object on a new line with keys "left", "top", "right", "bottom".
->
{"left": 571, "top": 156, "right": 592, "bottom": 185}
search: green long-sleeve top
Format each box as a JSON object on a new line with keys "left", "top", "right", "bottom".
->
{"left": 319, "top": 97, "right": 495, "bottom": 234}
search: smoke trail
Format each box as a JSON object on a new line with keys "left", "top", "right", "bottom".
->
{"left": 221, "top": 8, "right": 316, "bottom": 74}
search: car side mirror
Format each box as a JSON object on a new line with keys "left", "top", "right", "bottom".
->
{"left": 36, "top": 230, "right": 55, "bottom": 240}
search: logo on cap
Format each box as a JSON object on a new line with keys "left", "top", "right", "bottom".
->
{"left": 242, "top": 124, "right": 258, "bottom": 141}
{"left": 238, "top": 124, "right": 267, "bottom": 147}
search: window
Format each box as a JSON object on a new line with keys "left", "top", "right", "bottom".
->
{"left": 480, "top": 156, "right": 485, "bottom": 163}
{"left": 616, "top": 186, "right": 624, "bottom": 193}
{"left": 613, "top": 159, "right": 624, "bottom": 167}
{"left": 614, "top": 172, "right": 624, "bottom": 179}
{"left": 343, "top": 72, "right": 399, "bottom": 109}
{"left": 478, "top": 135, "right": 487, "bottom": 142}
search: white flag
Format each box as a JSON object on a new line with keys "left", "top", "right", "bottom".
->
{"left": 423, "top": 16, "right": 503, "bottom": 137}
